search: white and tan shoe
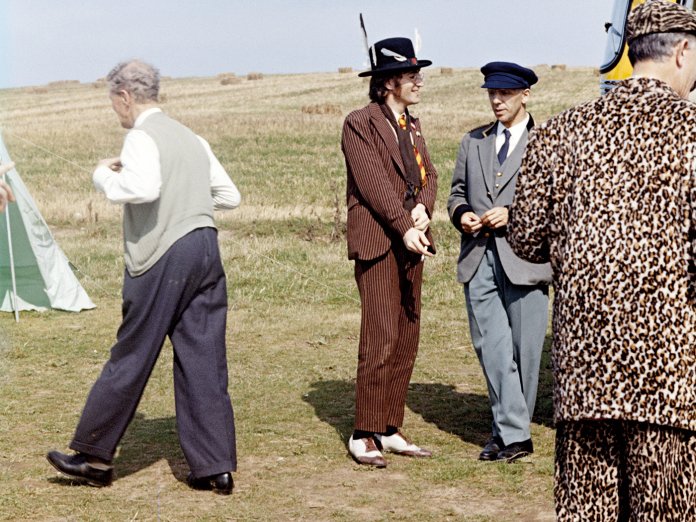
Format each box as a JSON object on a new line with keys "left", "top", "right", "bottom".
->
{"left": 375, "top": 432, "right": 432, "bottom": 458}
{"left": 348, "top": 435, "right": 387, "bottom": 467}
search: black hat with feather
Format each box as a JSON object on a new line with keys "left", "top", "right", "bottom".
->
{"left": 357, "top": 15, "right": 432, "bottom": 77}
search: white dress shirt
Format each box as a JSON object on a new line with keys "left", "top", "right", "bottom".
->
{"left": 93, "top": 108, "right": 241, "bottom": 210}
{"left": 495, "top": 113, "right": 530, "bottom": 161}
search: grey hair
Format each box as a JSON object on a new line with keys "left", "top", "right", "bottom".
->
{"left": 106, "top": 60, "right": 160, "bottom": 103}
{"left": 628, "top": 31, "right": 696, "bottom": 66}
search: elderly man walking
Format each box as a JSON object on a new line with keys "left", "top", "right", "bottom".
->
{"left": 47, "top": 60, "right": 240, "bottom": 494}
{"left": 508, "top": 1, "right": 696, "bottom": 519}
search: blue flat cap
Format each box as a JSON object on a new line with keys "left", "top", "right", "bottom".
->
{"left": 480, "top": 61, "right": 538, "bottom": 89}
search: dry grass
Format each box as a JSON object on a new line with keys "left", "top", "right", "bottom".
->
{"left": 0, "top": 67, "right": 599, "bottom": 521}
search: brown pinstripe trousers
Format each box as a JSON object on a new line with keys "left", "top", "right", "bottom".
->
{"left": 353, "top": 245, "right": 423, "bottom": 433}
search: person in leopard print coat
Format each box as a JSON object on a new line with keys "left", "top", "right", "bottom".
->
{"left": 507, "top": 1, "right": 695, "bottom": 520}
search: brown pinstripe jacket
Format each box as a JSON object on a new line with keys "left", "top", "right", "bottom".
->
{"left": 341, "top": 102, "right": 437, "bottom": 261}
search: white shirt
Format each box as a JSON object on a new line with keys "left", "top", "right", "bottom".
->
{"left": 93, "top": 108, "right": 241, "bottom": 210}
{"left": 495, "top": 113, "right": 530, "bottom": 161}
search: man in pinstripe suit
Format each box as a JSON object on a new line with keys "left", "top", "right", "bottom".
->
{"left": 341, "top": 36, "right": 437, "bottom": 467}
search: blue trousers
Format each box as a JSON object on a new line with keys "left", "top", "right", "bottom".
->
{"left": 465, "top": 244, "right": 548, "bottom": 445}
{"left": 70, "top": 228, "right": 237, "bottom": 478}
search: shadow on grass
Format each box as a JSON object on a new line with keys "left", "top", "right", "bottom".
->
{"left": 48, "top": 413, "right": 189, "bottom": 487}
{"left": 533, "top": 334, "right": 555, "bottom": 429}
{"left": 304, "top": 334, "right": 554, "bottom": 450}
{"left": 303, "top": 379, "right": 355, "bottom": 444}
{"left": 115, "top": 413, "right": 188, "bottom": 482}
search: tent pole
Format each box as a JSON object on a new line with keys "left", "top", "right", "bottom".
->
{"left": 2, "top": 172, "right": 19, "bottom": 322}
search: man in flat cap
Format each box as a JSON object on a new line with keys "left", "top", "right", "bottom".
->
{"left": 507, "top": 0, "right": 696, "bottom": 518}
{"left": 341, "top": 35, "right": 437, "bottom": 467}
{"left": 448, "top": 62, "right": 551, "bottom": 462}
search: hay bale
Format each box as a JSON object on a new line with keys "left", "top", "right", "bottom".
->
{"left": 440, "top": 67, "right": 454, "bottom": 76}
{"left": 301, "top": 104, "right": 342, "bottom": 116}
{"left": 338, "top": 67, "right": 353, "bottom": 74}
{"left": 48, "top": 80, "right": 80, "bottom": 87}
{"left": 247, "top": 72, "right": 264, "bottom": 81}
{"left": 219, "top": 73, "right": 240, "bottom": 86}
{"left": 551, "top": 64, "right": 567, "bottom": 71}
{"left": 93, "top": 80, "right": 107, "bottom": 89}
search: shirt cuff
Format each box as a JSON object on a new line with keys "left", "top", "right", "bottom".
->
{"left": 92, "top": 166, "right": 113, "bottom": 193}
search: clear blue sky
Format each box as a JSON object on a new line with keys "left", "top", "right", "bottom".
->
{"left": 0, "top": 0, "right": 613, "bottom": 89}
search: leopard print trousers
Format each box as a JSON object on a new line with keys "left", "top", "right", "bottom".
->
{"left": 555, "top": 420, "right": 695, "bottom": 521}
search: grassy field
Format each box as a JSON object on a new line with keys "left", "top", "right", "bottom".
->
{"left": 0, "top": 67, "right": 598, "bottom": 521}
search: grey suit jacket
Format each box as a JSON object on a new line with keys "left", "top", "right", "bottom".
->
{"left": 447, "top": 117, "right": 551, "bottom": 285}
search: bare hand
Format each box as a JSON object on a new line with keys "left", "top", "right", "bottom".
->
{"left": 0, "top": 162, "right": 16, "bottom": 212}
{"left": 460, "top": 211, "right": 483, "bottom": 234}
{"left": 98, "top": 157, "right": 122, "bottom": 172}
{"left": 403, "top": 227, "right": 434, "bottom": 256}
{"left": 0, "top": 161, "right": 15, "bottom": 177}
{"left": 0, "top": 180, "right": 15, "bottom": 212}
{"left": 411, "top": 203, "right": 430, "bottom": 232}
{"left": 481, "top": 207, "right": 509, "bottom": 229}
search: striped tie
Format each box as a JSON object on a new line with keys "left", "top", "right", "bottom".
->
{"left": 399, "top": 113, "right": 427, "bottom": 188}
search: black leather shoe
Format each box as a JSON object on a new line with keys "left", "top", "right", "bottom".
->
{"left": 478, "top": 436, "right": 502, "bottom": 461}
{"left": 496, "top": 439, "right": 534, "bottom": 462}
{"left": 187, "top": 472, "right": 234, "bottom": 495}
{"left": 46, "top": 451, "right": 113, "bottom": 487}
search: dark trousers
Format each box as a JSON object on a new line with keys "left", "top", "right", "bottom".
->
{"left": 71, "top": 227, "right": 237, "bottom": 478}
{"left": 353, "top": 247, "right": 423, "bottom": 433}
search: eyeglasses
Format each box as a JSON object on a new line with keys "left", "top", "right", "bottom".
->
{"left": 402, "top": 71, "right": 425, "bottom": 83}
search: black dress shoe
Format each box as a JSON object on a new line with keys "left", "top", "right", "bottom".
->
{"left": 478, "top": 436, "right": 502, "bottom": 461}
{"left": 187, "top": 472, "right": 234, "bottom": 495}
{"left": 496, "top": 439, "right": 534, "bottom": 462}
{"left": 46, "top": 451, "right": 113, "bottom": 487}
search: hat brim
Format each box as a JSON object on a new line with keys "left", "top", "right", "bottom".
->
{"left": 358, "top": 59, "right": 432, "bottom": 77}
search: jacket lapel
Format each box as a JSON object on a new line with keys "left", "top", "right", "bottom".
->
{"left": 476, "top": 121, "right": 498, "bottom": 199}
{"left": 494, "top": 115, "right": 535, "bottom": 196}
{"left": 368, "top": 103, "right": 405, "bottom": 176}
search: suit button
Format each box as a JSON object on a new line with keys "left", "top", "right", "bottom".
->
{"left": 484, "top": 233, "right": 490, "bottom": 238}
{"left": 487, "top": 192, "right": 491, "bottom": 197}
{"left": 495, "top": 183, "right": 500, "bottom": 188}
{"left": 496, "top": 172, "right": 503, "bottom": 177}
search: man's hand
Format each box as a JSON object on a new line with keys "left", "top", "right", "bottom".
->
{"left": 481, "top": 206, "right": 509, "bottom": 229}
{"left": 0, "top": 162, "right": 16, "bottom": 213}
{"left": 411, "top": 203, "right": 430, "bottom": 232}
{"left": 403, "top": 227, "right": 434, "bottom": 257}
{"left": 0, "top": 161, "right": 15, "bottom": 177}
{"left": 460, "top": 211, "right": 483, "bottom": 234}
{"left": 97, "top": 157, "right": 123, "bottom": 172}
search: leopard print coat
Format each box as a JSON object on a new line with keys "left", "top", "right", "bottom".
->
{"left": 508, "top": 77, "right": 695, "bottom": 432}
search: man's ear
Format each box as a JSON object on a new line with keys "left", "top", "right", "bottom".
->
{"left": 522, "top": 88, "right": 531, "bottom": 104}
{"left": 675, "top": 38, "right": 691, "bottom": 68}
{"left": 117, "top": 89, "right": 131, "bottom": 105}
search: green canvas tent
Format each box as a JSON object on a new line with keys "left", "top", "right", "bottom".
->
{"left": 0, "top": 132, "right": 95, "bottom": 317}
